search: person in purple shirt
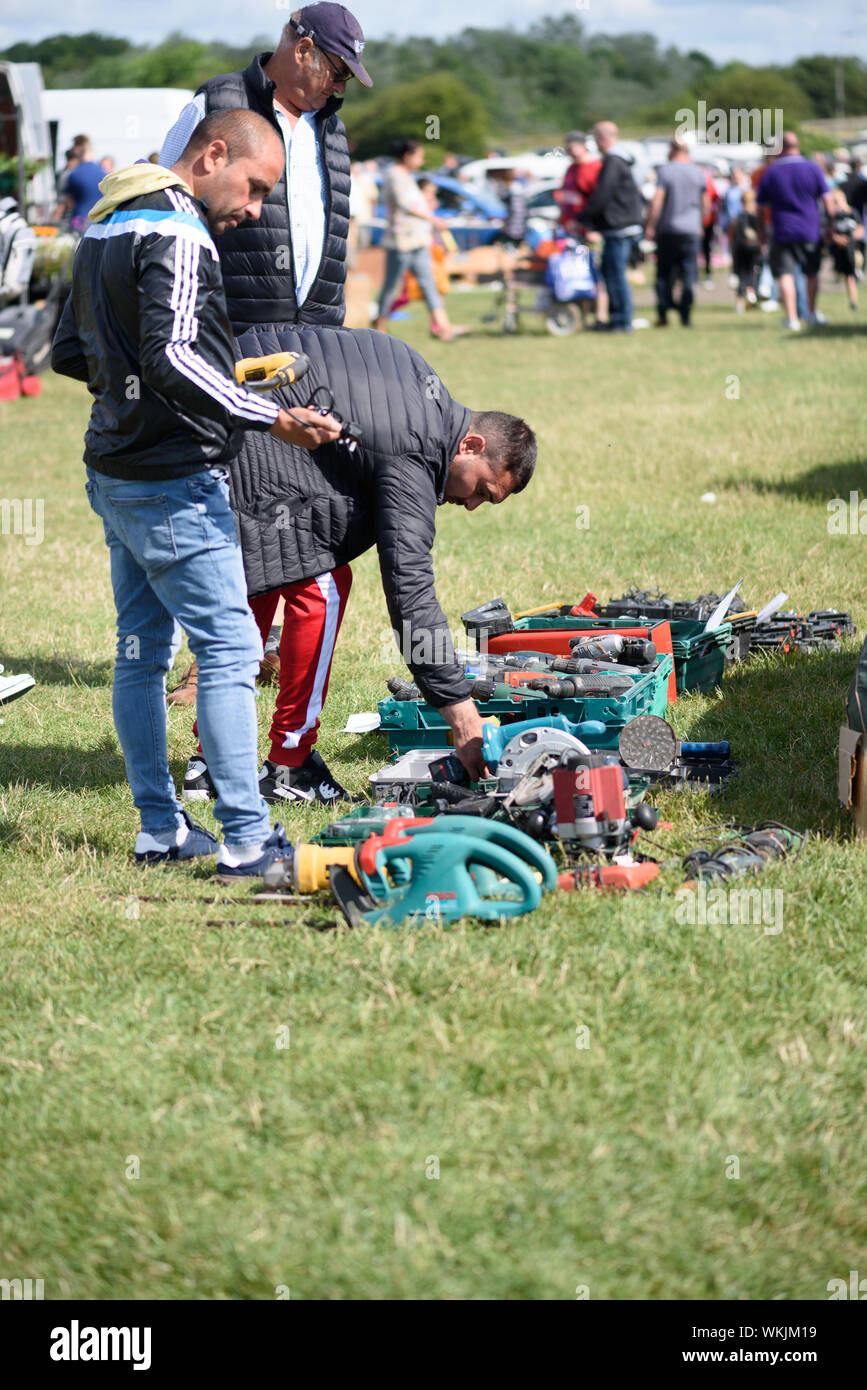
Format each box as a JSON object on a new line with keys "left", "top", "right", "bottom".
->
{"left": 62, "top": 137, "right": 105, "bottom": 232}
{"left": 757, "top": 131, "right": 835, "bottom": 331}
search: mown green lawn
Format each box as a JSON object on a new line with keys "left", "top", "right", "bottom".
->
{"left": 1, "top": 279, "right": 865, "bottom": 1300}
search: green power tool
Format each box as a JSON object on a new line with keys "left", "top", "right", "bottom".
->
{"left": 328, "top": 815, "right": 557, "bottom": 929}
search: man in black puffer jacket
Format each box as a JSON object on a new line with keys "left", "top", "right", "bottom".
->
{"left": 159, "top": 4, "right": 370, "bottom": 330}
{"left": 180, "top": 324, "right": 537, "bottom": 805}
{"left": 159, "top": 5, "right": 372, "bottom": 715}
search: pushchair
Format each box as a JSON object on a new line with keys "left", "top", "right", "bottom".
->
{"left": 485, "top": 233, "right": 599, "bottom": 336}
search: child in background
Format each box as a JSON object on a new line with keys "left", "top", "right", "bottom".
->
{"left": 730, "top": 188, "right": 763, "bottom": 313}
{"left": 490, "top": 169, "right": 529, "bottom": 332}
{"left": 417, "top": 178, "right": 453, "bottom": 300}
{"left": 826, "top": 187, "right": 862, "bottom": 311}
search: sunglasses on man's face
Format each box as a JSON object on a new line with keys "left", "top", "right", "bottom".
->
{"left": 317, "top": 47, "right": 354, "bottom": 82}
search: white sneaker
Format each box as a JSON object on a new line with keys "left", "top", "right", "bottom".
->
{"left": 760, "top": 300, "right": 780, "bottom": 313}
{"left": 783, "top": 318, "right": 801, "bottom": 332}
{"left": 807, "top": 310, "right": 828, "bottom": 326}
{"left": 746, "top": 288, "right": 757, "bottom": 305}
{"left": 0, "top": 672, "right": 35, "bottom": 705}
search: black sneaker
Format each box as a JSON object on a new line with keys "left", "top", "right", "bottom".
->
{"left": 259, "top": 751, "right": 363, "bottom": 805}
{"left": 182, "top": 756, "right": 216, "bottom": 801}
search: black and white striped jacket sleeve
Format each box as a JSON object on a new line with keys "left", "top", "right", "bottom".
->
{"left": 135, "top": 191, "right": 279, "bottom": 432}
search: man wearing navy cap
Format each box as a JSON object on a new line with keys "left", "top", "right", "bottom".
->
{"left": 160, "top": 5, "right": 371, "bottom": 331}
{"left": 160, "top": 7, "right": 375, "bottom": 803}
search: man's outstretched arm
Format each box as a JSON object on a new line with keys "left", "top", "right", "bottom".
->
{"left": 375, "top": 455, "right": 488, "bottom": 778}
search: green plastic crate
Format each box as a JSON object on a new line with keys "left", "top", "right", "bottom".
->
{"left": 377, "top": 654, "right": 673, "bottom": 755}
{"left": 509, "top": 612, "right": 728, "bottom": 693}
{"left": 668, "top": 620, "right": 732, "bottom": 694}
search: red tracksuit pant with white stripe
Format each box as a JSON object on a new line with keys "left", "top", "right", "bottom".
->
{"left": 248, "top": 565, "right": 353, "bottom": 768}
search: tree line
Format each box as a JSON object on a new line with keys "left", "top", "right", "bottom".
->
{"left": 3, "top": 19, "right": 865, "bottom": 158}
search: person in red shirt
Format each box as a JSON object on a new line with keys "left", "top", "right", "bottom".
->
{"left": 556, "top": 130, "right": 607, "bottom": 322}
{"left": 701, "top": 168, "right": 719, "bottom": 286}
{"left": 558, "top": 131, "right": 603, "bottom": 237}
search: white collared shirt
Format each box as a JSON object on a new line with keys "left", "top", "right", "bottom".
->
{"left": 159, "top": 94, "right": 327, "bottom": 306}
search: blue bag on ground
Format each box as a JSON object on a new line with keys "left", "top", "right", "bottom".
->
{"left": 545, "top": 245, "right": 598, "bottom": 302}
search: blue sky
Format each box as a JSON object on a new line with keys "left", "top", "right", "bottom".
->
{"left": 1, "top": 0, "right": 865, "bottom": 66}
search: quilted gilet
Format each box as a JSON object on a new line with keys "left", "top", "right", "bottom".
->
{"left": 229, "top": 324, "right": 473, "bottom": 708}
{"left": 198, "top": 53, "right": 350, "bottom": 328}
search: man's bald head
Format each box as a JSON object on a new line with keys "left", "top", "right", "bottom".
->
{"left": 593, "top": 121, "right": 619, "bottom": 153}
{"left": 172, "top": 109, "right": 286, "bottom": 236}
{"left": 181, "top": 108, "right": 283, "bottom": 164}
{"left": 781, "top": 130, "right": 800, "bottom": 155}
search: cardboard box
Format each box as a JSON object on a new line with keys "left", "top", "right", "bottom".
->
{"left": 838, "top": 725, "right": 867, "bottom": 838}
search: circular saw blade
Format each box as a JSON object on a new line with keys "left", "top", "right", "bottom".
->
{"left": 618, "top": 715, "right": 678, "bottom": 771}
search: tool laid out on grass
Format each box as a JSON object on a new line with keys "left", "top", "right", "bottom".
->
{"left": 601, "top": 586, "right": 748, "bottom": 625}
{"left": 262, "top": 815, "right": 558, "bottom": 928}
{"left": 749, "top": 610, "right": 855, "bottom": 654}
{"left": 387, "top": 667, "right": 637, "bottom": 702}
{"left": 368, "top": 712, "right": 732, "bottom": 816}
{"left": 234, "top": 354, "right": 362, "bottom": 452}
{"left": 462, "top": 591, "right": 857, "bottom": 684}
{"left": 369, "top": 717, "right": 671, "bottom": 859}
{"left": 680, "top": 824, "right": 805, "bottom": 886}
{"left": 456, "top": 637, "right": 657, "bottom": 675}
{"left": 251, "top": 576, "right": 843, "bottom": 923}
{"left": 558, "top": 862, "right": 660, "bottom": 891}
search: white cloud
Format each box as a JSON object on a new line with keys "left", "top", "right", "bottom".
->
{"left": 0, "top": 0, "right": 864, "bottom": 62}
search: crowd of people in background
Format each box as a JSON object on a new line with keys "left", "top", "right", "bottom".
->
{"left": 52, "top": 136, "right": 160, "bottom": 230}
{"left": 353, "top": 122, "right": 866, "bottom": 338}
{"left": 49, "top": 113, "right": 866, "bottom": 342}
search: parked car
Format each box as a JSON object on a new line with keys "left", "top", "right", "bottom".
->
{"left": 523, "top": 180, "right": 563, "bottom": 230}
{"left": 362, "top": 172, "right": 507, "bottom": 251}
{"left": 458, "top": 152, "right": 571, "bottom": 191}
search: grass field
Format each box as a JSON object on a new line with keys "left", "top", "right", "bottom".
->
{"left": 1, "top": 274, "right": 865, "bottom": 1301}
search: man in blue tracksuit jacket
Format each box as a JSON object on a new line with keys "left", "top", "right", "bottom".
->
{"left": 51, "top": 108, "right": 342, "bottom": 877}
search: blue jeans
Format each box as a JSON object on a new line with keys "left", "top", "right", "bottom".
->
{"left": 793, "top": 263, "right": 808, "bottom": 320}
{"left": 601, "top": 233, "right": 635, "bottom": 328}
{"left": 378, "top": 245, "right": 442, "bottom": 317}
{"left": 85, "top": 466, "right": 271, "bottom": 846}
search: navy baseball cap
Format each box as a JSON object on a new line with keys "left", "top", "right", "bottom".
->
{"left": 290, "top": 4, "right": 373, "bottom": 87}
